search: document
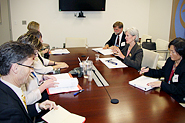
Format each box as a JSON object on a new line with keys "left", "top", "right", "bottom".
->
{"left": 92, "top": 48, "right": 113, "bottom": 55}
{"left": 129, "top": 76, "right": 159, "bottom": 91}
{"left": 100, "top": 57, "right": 127, "bottom": 69}
{"left": 50, "top": 49, "right": 70, "bottom": 55}
{"left": 42, "top": 105, "right": 86, "bottom": 123}
{"left": 46, "top": 73, "right": 81, "bottom": 95}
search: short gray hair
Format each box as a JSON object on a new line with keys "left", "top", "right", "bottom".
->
{"left": 125, "top": 27, "right": 139, "bottom": 42}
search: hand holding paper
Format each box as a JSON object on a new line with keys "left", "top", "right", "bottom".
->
{"left": 39, "top": 100, "right": 58, "bottom": 111}
{"left": 147, "top": 81, "right": 162, "bottom": 87}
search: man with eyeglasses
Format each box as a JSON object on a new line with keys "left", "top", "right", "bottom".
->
{"left": 103, "top": 21, "right": 126, "bottom": 49}
{"left": 0, "top": 41, "right": 58, "bottom": 123}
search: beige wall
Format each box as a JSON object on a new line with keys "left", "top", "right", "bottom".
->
{"left": 0, "top": 0, "right": 11, "bottom": 45}
{"left": 9, "top": 0, "right": 172, "bottom": 47}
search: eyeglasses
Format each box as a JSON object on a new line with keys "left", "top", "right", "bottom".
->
{"left": 16, "top": 63, "right": 34, "bottom": 69}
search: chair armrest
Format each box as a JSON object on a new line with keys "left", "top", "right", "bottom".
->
{"left": 151, "top": 50, "right": 169, "bottom": 53}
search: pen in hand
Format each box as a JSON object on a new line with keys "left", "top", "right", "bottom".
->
{"left": 74, "top": 89, "right": 84, "bottom": 96}
{"left": 139, "top": 66, "right": 149, "bottom": 74}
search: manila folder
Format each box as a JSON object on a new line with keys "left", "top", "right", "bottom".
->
{"left": 42, "top": 105, "right": 86, "bottom": 123}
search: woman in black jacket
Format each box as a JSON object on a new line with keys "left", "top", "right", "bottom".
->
{"left": 111, "top": 27, "right": 143, "bottom": 70}
{"left": 140, "top": 37, "right": 185, "bottom": 103}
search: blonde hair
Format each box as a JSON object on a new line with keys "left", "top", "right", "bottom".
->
{"left": 27, "top": 21, "right": 40, "bottom": 31}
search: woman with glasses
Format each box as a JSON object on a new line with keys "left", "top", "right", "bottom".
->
{"left": 140, "top": 37, "right": 185, "bottom": 103}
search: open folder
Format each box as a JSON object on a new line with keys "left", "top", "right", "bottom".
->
{"left": 129, "top": 76, "right": 159, "bottom": 91}
{"left": 46, "top": 73, "right": 81, "bottom": 95}
{"left": 42, "top": 105, "right": 86, "bottom": 123}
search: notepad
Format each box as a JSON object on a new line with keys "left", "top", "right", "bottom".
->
{"left": 100, "top": 57, "right": 127, "bottom": 69}
{"left": 129, "top": 76, "right": 159, "bottom": 91}
{"left": 92, "top": 48, "right": 113, "bottom": 55}
{"left": 42, "top": 105, "right": 86, "bottom": 123}
{"left": 46, "top": 73, "right": 81, "bottom": 95}
{"left": 50, "top": 49, "right": 70, "bottom": 54}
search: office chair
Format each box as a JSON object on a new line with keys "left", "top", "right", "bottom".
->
{"left": 65, "top": 37, "right": 87, "bottom": 48}
{"left": 154, "top": 39, "right": 169, "bottom": 69}
{"left": 142, "top": 48, "right": 159, "bottom": 69}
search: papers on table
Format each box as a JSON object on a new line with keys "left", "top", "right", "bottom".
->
{"left": 100, "top": 57, "right": 127, "bottom": 69}
{"left": 46, "top": 73, "right": 80, "bottom": 95}
{"left": 129, "top": 76, "right": 159, "bottom": 91}
{"left": 42, "top": 105, "right": 86, "bottom": 123}
{"left": 50, "top": 49, "right": 70, "bottom": 55}
{"left": 92, "top": 48, "right": 113, "bottom": 55}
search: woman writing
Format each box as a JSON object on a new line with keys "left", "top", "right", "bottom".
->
{"left": 111, "top": 27, "right": 143, "bottom": 70}
{"left": 140, "top": 37, "right": 185, "bottom": 103}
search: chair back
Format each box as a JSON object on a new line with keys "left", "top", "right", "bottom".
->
{"left": 155, "top": 38, "right": 169, "bottom": 60}
{"left": 65, "top": 37, "right": 87, "bottom": 48}
{"left": 142, "top": 48, "right": 159, "bottom": 69}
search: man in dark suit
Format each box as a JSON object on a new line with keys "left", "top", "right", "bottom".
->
{"left": 103, "top": 21, "right": 126, "bottom": 49}
{"left": 0, "top": 41, "right": 57, "bottom": 123}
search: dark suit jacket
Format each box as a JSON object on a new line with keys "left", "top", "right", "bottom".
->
{"left": 105, "top": 32, "right": 126, "bottom": 49}
{"left": 144, "top": 58, "right": 185, "bottom": 103}
{"left": 117, "top": 43, "right": 143, "bottom": 70}
{"left": 0, "top": 81, "right": 39, "bottom": 123}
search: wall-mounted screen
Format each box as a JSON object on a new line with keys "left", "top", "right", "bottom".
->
{"left": 59, "top": 0, "right": 106, "bottom": 11}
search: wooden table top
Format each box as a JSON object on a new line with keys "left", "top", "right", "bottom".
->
{"left": 49, "top": 47, "right": 185, "bottom": 123}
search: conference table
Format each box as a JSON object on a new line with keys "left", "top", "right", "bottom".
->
{"left": 49, "top": 47, "right": 185, "bottom": 123}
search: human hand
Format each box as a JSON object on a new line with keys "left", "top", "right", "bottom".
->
{"left": 43, "top": 75, "right": 57, "bottom": 81}
{"left": 147, "top": 81, "right": 162, "bottom": 88}
{"left": 41, "top": 49, "right": 49, "bottom": 54}
{"left": 111, "top": 46, "right": 125, "bottom": 59}
{"left": 103, "top": 44, "right": 109, "bottom": 49}
{"left": 42, "top": 79, "right": 59, "bottom": 89}
{"left": 53, "top": 62, "right": 69, "bottom": 69}
{"left": 39, "top": 100, "right": 58, "bottom": 110}
{"left": 139, "top": 67, "right": 149, "bottom": 75}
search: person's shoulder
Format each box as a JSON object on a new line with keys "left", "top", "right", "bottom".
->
{"left": 180, "top": 59, "right": 185, "bottom": 68}
{"left": 134, "top": 43, "right": 142, "bottom": 51}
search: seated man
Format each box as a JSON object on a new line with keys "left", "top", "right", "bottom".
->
{"left": 103, "top": 21, "right": 126, "bottom": 49}
{"left": 0, "top": 41, "right": 58, "bottom": 123}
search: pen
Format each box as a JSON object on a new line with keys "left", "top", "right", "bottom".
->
{"left": 74, "top": 89, "right": 84, "bottom": 96}
{"left": 106, "top": 60, "right": 117, "bottom": 65}
{"left": 138, "top": 66, "right": 149, "bottom": 72}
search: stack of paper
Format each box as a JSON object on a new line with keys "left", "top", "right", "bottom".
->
{"left": 99, "top": 57, "right": 127, "bottom": 69}
{"left": 42, "top": 105, "right": 86, "bottom": 123}
{"left": 46, "top": 73, "right": 80, "bottom": 95}
{"left": 92, "top": 48, "right": 113, "bottom": 55}
{"left": 129, "top": 76, "right": 159, "bottom": 91}
{"left": 50, "top": 49, "right": 70, "bottom": 55}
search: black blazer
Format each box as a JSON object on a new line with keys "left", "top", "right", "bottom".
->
{"left": 0, "top": 81, "right": 39, "bottom": 123}
{"left": 117, "top": 43, "right": 143, "bottom": 70}
{"left": 105, "top": 32, "right": 126, "bottom": 49}
{"left": 144, "top": 58, "right": 185, "bottom": 103}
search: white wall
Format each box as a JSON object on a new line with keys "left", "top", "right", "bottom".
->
{"left": 9, "top": 0, "right": 172, "bottom": 47}
{"left": 148, "top": 0, "right": 172, "bottom": 42}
